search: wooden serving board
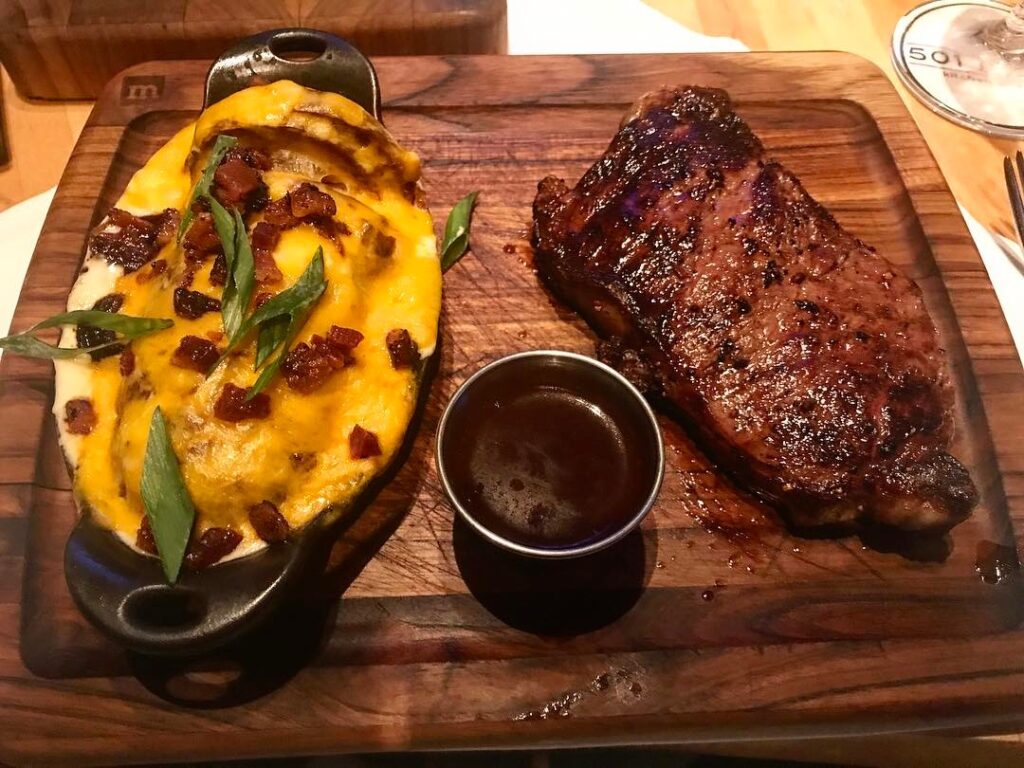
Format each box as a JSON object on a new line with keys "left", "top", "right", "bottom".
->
{"left": 1, "top": 53, "right": 1023, "bottom": 765}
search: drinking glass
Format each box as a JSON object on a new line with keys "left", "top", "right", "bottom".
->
{"left": 892, "top": 0, "right": 1024, "bottom": 138}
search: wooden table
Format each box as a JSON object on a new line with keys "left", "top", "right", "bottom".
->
{"left": 1, "top": 0, "right": 1021, "bottom": 241}
{"left": 0, "top": 70, "right": 91, "bottom": 210}
{"left": 648, "top": 0, "right": 1022, "bottom": 243}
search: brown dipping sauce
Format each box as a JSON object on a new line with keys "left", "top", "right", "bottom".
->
{"left": 440, "top": 355, "right": 661, "bottom": 550}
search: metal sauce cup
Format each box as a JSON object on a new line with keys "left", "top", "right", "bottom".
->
{"left": 436, "top": 350, "right": 664, "bottom": 558}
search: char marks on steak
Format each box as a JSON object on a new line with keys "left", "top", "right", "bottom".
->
{"left": 532, "top": 86, "right": 976, "bottom": 533}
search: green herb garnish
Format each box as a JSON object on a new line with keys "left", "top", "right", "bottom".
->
{"left": 211, "top": 202, "right": 256, "bottom": 344}
{"left": 248, "top": 298, "right": 319, "bottom": 399}
{"left": 0, "top": 310, "right": 173, "bottom": 360}
{"left": 255, "top": 315, "right": 289, "bottom": 369}
{"left": 0, "top": 335, "right": 124, "bottom": 360}
{"left": 219, "top": 247, "right": 326, "bottom": 358}
{"left": 209, "top": 247, "right": 327, "bottom": 397}
{"left": 440, "top": 191, "right": 479, "bottom": 272}
{"left": 177, "top": 134, "right": 238, "bottom": 240}
{"left": 209, "top": 196, "right": 239, "bottom": 338}
{"left": 140, "top": 406, "right": 196, "bottom": 584}
{"left": 245, "top": 248, "right": 327, "bottom": 399}
{"left": 209, "top": 196, "right": 236, "bottom": 262}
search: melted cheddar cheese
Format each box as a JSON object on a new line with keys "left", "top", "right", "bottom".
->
{"left": 54, "top": 81, "right": 441, "bottom": 561}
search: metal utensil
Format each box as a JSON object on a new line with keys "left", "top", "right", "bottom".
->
{"left": 1004, "top": 151, "right": 1024, "bottom": 253}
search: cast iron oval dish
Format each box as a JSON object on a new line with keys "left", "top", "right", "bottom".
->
{"left": 62, "top": 29, "right": 441, "bottom": 655}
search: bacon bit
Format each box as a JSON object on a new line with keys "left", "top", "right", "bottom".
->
{"left": 349, "top": 424, "right": 382, "bottom": 459}
{"left": 251, "top": 221, "right": 283, "bottom": 284}
{"left": 212, "top": 147, "right": 270, "bottom": 212}
{"left": 281, "top": 325, "right": 364, "bottom": 393}
{"left": 119, "top": 347, "right": 135, "bottom": 376}
{"left": 249, "top": 501, "right": 289, "bottom": 543}
{"left": 262, "top": 186, "right": 342, "bottom": 239}
{"left": 214, "top": 383, "right": 271, "bottom": 422}
{"left": 206, "top": 329, "right": 225, "bottom": 343}
{"left": 314, "top": 217, "right": 350, "bottom": 247}
{"left": 171, "top": 335, "right": 221, "bottom": 373}
{"left": 106, "top": 207, "right": 144, "bottom": 228}
{"left": 184, "top": 527, "right": 243, "bottom": 571}
{"left": 209, "top": 253, "right": 228, "bottom": 287}
{"left": 136, "top": 258, "right": 168, "bottom": 284}
{"left": 179, "top": 267, "right": 196, "bottom": 290}
{"left": 136, "top": 516, "right": 158, "bottom": 555}
{"left": 65, "top": 398, "right": 97, "bottom": 435}
{"left": 251, "top": 220, "right": 280, "bottom": 254}
{"left": 239, "top": 146, "right": 271, "bottom": 171}
{"left": 279, "top": 345, "right": 333, "bottom": 394}
{"left": 262, "top": 195, "right": 298, "bottom": 229}
{"left": 76, "top": 293, "right": 126, "bottom": 360}
{"left": 92, "top": 293, "right": 125, "bottom": 313}
{"left": 386, "top": 328, "right": 419, "bottom": 369}
{"left": 90, "top": 208, "right": 178, "bottom": 273}
{"left": 182, "top": 212, "right": 222, "bottom": 262}
{"left": 217, "top": 145, "right": 270, "bottom": 176}
{"left": 328, "top": 325, "right": 364, "bottom": 353}
{"left": 173, "top": 287, "right": 221, "bottom": 319}
{"left": 289, "top": 183, "right": 337, "bottom": 219}
{"left": 253, "top": 291, "right": 273, "bottom": 310}
{"left": 213, "top": 157, "right": 263, "bottom": 209}
{"left": 153, "top": 208, "right": 180, "bottom": 246}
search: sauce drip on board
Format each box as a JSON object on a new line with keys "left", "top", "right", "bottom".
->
{"left": 441, "top": 357, "right": 660, "bottom": 550}
{"left": 975, "top": 540, "right": 1020, "bottom": 584}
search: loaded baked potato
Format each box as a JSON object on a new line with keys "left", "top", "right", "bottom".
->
{"left": 53, "top": 80, "right": 441, "bottom": 572}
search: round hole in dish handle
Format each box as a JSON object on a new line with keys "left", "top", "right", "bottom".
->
{"left": 268, "top": 31, "right": 328, "bottom": 62}
{"left": 121, "top": 585, "right": 209, "bottom": 631}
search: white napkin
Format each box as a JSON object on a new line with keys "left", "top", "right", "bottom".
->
{"left": 960, "top": 204, "right": 1024, "bottom": 363}
{"left": 0, "top": 187, "right": 55, "bottom": 338}
{"left": 507, "top": 0, "right": 747, "bottom": 55}
{"left": 1, "top": 3, "right": 1021, "bottom": 370}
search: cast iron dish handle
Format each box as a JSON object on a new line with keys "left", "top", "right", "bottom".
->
{"left": 204, "top": 28, "right": 381, "bottom": 117}
{"left": 65, "top": 515, "right": 328, "bottom": 656}
{"left": 64, "top": 30, "right": 381, "bottom": 657}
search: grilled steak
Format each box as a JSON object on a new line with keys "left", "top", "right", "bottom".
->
{"left": 532, "top": 86, "right": 976, "bottom": 533}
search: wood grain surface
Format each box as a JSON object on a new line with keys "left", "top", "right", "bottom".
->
{"left": 0, "top": 0, "right": 507, "bottom": 99}
{"left": 1, "top": 53, "right": 1023, "bottom": 766}
{"left": 648, "top": 0, "right": 1023, "bottom": 254}
{"left": 1, "top": 0, "right": 1016, "bottom": 243}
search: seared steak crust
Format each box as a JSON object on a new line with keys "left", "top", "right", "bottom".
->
{"left": 532, "top": 86, "right": 976, "bottom": 533}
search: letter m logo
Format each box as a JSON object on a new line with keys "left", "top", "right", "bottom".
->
{"left": 121, "top": 76, "right": 164, "bottom": 103}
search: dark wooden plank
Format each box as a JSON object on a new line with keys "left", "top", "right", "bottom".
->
{"left": 0, "top": 52, "right": 1022, "bottom": 765}
{"left": 0, "top": 0, "right": 508, "bottom": 99}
